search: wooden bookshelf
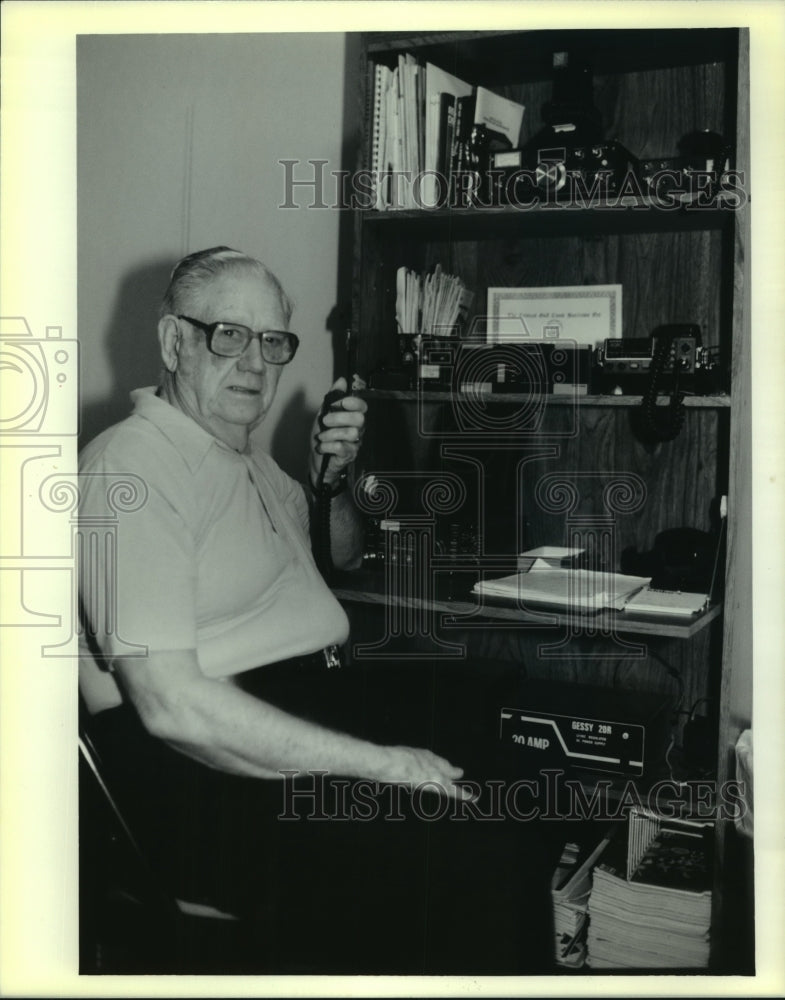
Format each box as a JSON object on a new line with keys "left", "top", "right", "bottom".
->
{"left": 350, "top": 27, "right": 751, "bottom": 972}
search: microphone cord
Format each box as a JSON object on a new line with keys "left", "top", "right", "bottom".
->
{"left": 314, "top": 452, "right": 336, "bottom": 581}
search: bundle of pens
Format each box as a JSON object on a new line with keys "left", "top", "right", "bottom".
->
{"left": 395, "top": 264, "right": 473, "bottom": 341}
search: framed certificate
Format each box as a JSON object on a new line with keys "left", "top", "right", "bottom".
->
{"left": 486, "top": 284, "right": 622, "bottom": 347}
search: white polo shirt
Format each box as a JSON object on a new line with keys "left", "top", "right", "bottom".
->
{"left": 78, "top": 388, "right": 349, "bottom": 713}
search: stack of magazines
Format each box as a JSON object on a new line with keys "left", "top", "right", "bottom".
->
{"left": 586, "top": 809, "right": 713, "bottom": 969}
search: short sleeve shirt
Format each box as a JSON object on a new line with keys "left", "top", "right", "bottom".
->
{"left": 78, "top": 388, "right": 349, "bottom": 712}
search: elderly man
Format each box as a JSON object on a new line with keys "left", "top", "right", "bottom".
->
{"left": 79, "top": 247, "right": 554, "bottom": 975}
{"left": 80, "top": 246, "right": 461, "bottom": 787}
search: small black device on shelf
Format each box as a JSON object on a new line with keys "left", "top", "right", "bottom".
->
{"left": 638, "top": 130, "right": 734, "bottom": 205}
{"left": 621, "top": 527, "right": 716, "bottom": 594}
{"left": 489, "top": 51, "right": 639, "bottom": 205}
{"left": 596, "top": 325, "right": 720, "bottom": 395}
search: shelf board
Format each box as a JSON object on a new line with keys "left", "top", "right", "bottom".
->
{"left": 363, "top": 28, "right": 738, "bottom": 81}
{"left": 360, "top": 388, "right": 731, "bottom": 408}
{"left": 365, "top": 30, "right": 518, "bottom": 53}
{"left": 332, "top": 574, "right": 722, "bottom": 640}
{"left": 359, "top": 199, "right": 738, "bottom": 237}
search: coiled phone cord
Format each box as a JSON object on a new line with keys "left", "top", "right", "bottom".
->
{"left": 639, "top": 337, "right": 686, "bottom": 442}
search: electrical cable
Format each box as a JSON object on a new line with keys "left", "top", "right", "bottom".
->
{"left": 664, "top": 733, "right": 682, "bottom": 784}
{"left": 704, "top": 495, "right": 728, "bottom": 608}
{"left": 688, "top": 697, "right": 710, "bottom": 721}
{"left": 613, "top": 649, "right": 684, "bottom": 717}
{"left": 613, "top": 648, "right": 688, "bottom": 784}
{"left": 647, "top": 647, "right": 685, "bottom": 716}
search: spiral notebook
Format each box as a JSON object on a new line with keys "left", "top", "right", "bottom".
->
{"left": 622, "top": 587, "right": 709, "bottom": 617}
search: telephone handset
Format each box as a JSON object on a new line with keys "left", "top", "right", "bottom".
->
{"left": 635, "top": 323, "right": 701, "bottom": 442}
{"left": 621, "top": 526, "right": 714, "bottom": 592}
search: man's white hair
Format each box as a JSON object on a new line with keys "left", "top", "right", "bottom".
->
{"left": 159, "top": 246, "right": 293, "bottom": 324}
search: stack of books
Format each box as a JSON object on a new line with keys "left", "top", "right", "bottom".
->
{"left": 370, "top": 57, "right": 525, "bottom": 210}
{"left": 586, "top": 810, "right": 713, "bottom": 970}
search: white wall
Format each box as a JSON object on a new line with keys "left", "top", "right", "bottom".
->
{"left": 77, "top": 32, "right": 359, "bottom": 479}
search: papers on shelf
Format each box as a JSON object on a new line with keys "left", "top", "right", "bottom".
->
{"left": 474, "top": 86, "right": 525, "bottom": 148}
{"left": 622, "top": 587, "right": 708, "bottom": 617}
{"left": 473, "top": 569, "right": 650, "bottom": 612}
{"left": 395, "top": 264, "right": 473, "bottom": 337}
{"left": 517, "top": 546, "right": 584, "bottom": 571}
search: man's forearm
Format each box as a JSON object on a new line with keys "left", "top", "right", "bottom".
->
{"left": 157, "top": 674, "right": 389, "bottom": 779}
{"left": 326, "top": 487, "right": 364, "bottom": 569}
{"left": 113, "top": 652, "right": 466, "bottom": 793}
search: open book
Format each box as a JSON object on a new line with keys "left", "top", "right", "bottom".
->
{"left": 473, "top": 568, "right": 650, "bottom": 612}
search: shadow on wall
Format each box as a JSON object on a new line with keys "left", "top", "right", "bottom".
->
{"left": 327, "top": 32, "right": 364, "bottom": 387}
{"left": 79, "top": 258, "right": 173, "bottom": 449}
{"left": 271, "top": 37, "right": 363, "bottom": 483}
{"left": 268, "top": 388, "right": 316, "bottom": 484}
{"left": 271, "top": 301, "right": 355, "bottom": 484}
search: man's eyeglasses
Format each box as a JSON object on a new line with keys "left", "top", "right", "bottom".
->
{"left": 178, "top": 315, "right": 299, "bottom": 364}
